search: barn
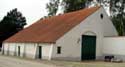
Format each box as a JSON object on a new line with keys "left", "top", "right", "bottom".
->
{"left": 2, "top": 6, "right": 118, "bottom": 61}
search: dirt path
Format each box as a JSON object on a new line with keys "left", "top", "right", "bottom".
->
{"left": 0, "top": 55, "right": 125, "bottom": 67}
{"left": 0, "top": 55, "right": 55, "bottom": 67}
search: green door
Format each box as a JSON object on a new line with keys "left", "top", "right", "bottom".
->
{"left": 81, "top": 35, "right": 96, "bottom": 60}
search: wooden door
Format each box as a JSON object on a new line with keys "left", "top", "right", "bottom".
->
{"left": 81, "top": 35, "right": 96, "bottom": 60}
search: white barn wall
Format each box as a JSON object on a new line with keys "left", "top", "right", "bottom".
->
{"left": 8, "top": 43, "right": 16, "bottom": 56}
{"left": 3, "top": 43, "right": 25, "bottom": 57}
{"left": 51, "top": 7, "right": 117, "bottom": 61}
{"left": 25, "top": 43, "right": 37, "bottom": 59}
{"left": 3, "top": 43, "right": 9, "bottom": 55}
{"left": 103, "top": 37, "right": 125, "bottom": 60}
{"left": 38, "top": 43, "right": 53, "bottom": 60}
{"left": 15, "top": 43, "right": 25, "bottom": 57}
{"left": 2, "top": 43, "right": 53, "bottom": 60}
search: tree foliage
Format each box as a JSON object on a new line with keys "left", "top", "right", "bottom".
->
{"left": 46, "top": 0, "right": 60, "bottom": 16}
{"left": 0, "top": 8, "right": 26, "bottom": 44}
{"left": 110, "top": 0, "right": 125, "bottom": 36}
{"left": 62, "top": 0, "right": 87, "bottom": 13}
{"left": 0, "top": 8, "right": 26, "bottom": 32}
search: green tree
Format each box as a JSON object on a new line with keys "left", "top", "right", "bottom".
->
{"left": 110, "top": 0, "right": 125, "bottom": 36}
{"left": 46, "top": 0, "right": 60, "bottom": 16}
{"left": 46, "top": 0, "right": 93, "bottom": 16}
{"left": 0, "top": 8, "right": 26, "bottom": 32}
{"left": 62, "top": 0, "right": 87, "bottom": 13}
{"left": 0, "top": 8, "right": 26, "bottom": 46}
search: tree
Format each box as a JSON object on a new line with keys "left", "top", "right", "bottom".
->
{"left": 46, "top": 0, "right": 95, "bottom": 16}
{"left": 0, "top": 8, "right": 26, "bottom": 32}
{"left": 110, "top": 0, "right": 125, "bottom": 36}
{"left": 112, "top": 15, "right": 125, "bottom": 36}
{"left": 0, "top": 8, "right": 26, "bottom": 47}
{"left": 46, "top": 0, "right": 91, "bottom": 16}
{"left": 62, "top": 0, "right": 87, "bottom": 13}
{"left": 46, "top": 0, "right": 60, "bottom": 16}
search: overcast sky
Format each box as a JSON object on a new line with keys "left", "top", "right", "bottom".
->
{"left": 0, "top": 0, "right": 49, "bottom": 27}
{"left": 0, "top": 0, "right": 110, "bottom": 27}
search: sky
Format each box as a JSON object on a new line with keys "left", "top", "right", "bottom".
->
{"left": 0, "top": 0, "right": 110, "bottom": 27}
{"left": 0, "top": 0, "right": 49, "bottom": 27}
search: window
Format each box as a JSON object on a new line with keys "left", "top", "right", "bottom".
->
{"left": 57, "top": 46, "right": 61, "bottom": 54}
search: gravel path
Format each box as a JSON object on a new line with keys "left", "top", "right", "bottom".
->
{"left": 0, "top": 55, "right": 56, "bottom": 67}
{"left": 0, "top": 55, "right": 125, "bottom": 67}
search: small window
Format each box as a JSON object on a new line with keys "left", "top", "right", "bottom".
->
{"left": 100, "top": 13, "right": 103, "bottom": 19}
{"left": 57, "top": 46, "right": 61, "bottom": 54}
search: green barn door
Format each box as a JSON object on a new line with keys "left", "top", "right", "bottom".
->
{"left": 81, "top": 35, "right": 96, "bottom": 60}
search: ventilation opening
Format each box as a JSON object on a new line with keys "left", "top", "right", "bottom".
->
{"left": 100, "top": 13, "right": 103, "bottom": 19}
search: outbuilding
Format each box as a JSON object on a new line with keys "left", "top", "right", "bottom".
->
{"left": 2, "top": 6, "right": 118, "bottom": 61}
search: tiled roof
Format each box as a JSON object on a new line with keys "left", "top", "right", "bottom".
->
{"left": 4, "top": 6, "right": 100, "bottom": 43}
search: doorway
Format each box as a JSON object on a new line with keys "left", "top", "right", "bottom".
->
{"left": 38, "top": 46, "right": 42, "bottom": 59}
{"left": 81, "top": 35, "right": 96, "bottom": 60}
{"left": 18, "top": 46, "right": 20, "bottom": 56}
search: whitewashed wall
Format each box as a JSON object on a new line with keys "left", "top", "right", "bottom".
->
{"left": 3, "top": 43, "right": 9, "bottom": 55}
{"left": 103, "top": 37, "right": 125, "bottom": 55}
{"left": 51, "top": 7, "right": 117, "bottom": 61}
{"left": 8, "top": 43, "right": 15, "bottom": 56}
{"left": 25, "top": 43, "right": 37, "bottom": 59}
{"left": 2, "top": 43, "right": 53, "bottom": 60}
{"left": 103, "top": 37, "right": 125, "bottom": 61}
{"left": 38, "top": 43, "right": 53, "bottom": 60}
{"left": 3, "top": 43, "right": 25, "bottom": 57}
{"left": 16, "top": 43, "right": 25, "bottom": 57}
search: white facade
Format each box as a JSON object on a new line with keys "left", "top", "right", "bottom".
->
{"left": 103, "top": 37, "right": 125, "bottom": 61}
{"left": 2, "top": 7, "right": 118, "bottom": 61}
{"left": 51, "top": 7, "right": 117, "bottom": 61}
{"left": 3, "top": 43, "right": 53, "bottom": 60}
